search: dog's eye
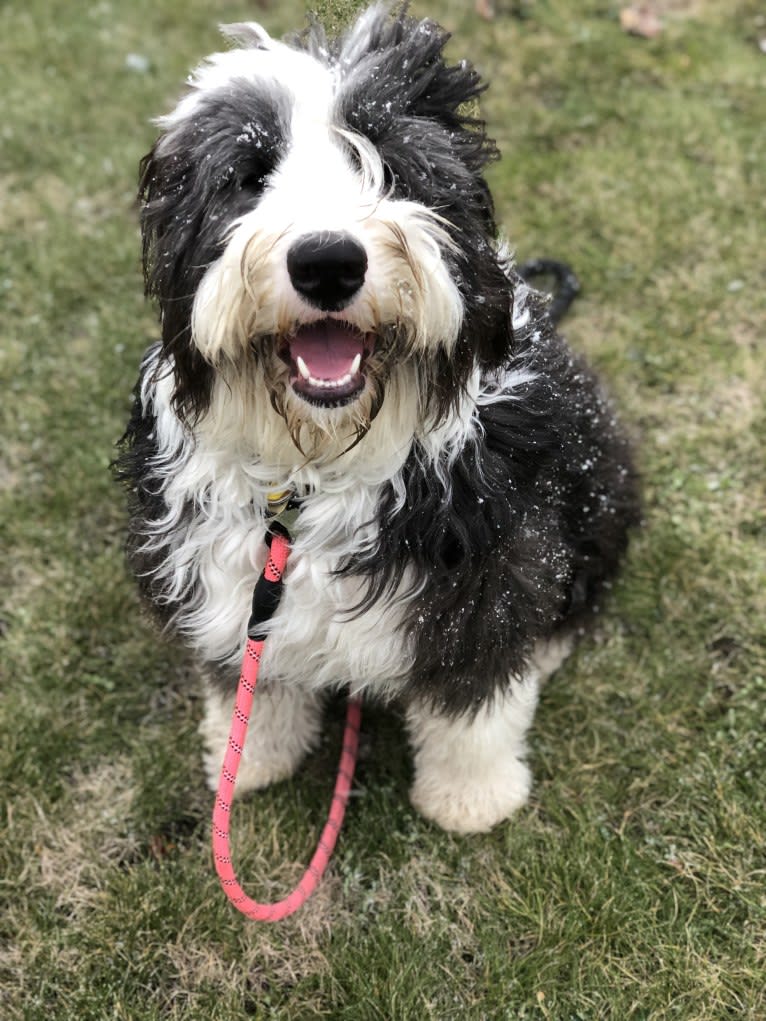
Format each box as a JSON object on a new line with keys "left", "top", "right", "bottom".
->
{"left": 239, "top": 172, "right": 265, "bottom": 194}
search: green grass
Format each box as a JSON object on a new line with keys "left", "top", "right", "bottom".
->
{"left": 2, "top": 1, "right": 765, "bottom": 1018}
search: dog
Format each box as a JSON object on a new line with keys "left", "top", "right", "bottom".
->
{"left": 116, "top": 4, "right": 640, "bottom": 834}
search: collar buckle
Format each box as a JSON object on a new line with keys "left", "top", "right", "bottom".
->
{"left": 266, "top": 487, "right": 301, "bottom": 534}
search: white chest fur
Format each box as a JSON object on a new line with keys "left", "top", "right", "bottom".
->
{"left": 181, "top": 505, "right": 414, "bottom": 697}
{"left": 140, "top": 349, "right": 482, "bottom": 698}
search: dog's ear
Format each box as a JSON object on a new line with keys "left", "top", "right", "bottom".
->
{"left": 339, "top": 7, "right": 513, "bottom": 378}
{"left": 138, "top": 142, "right": 215, "bottom": 425}
{"left": 423, "top": 261, "right": 514, "bottom": 429}
{"left": 219, "top": 21, "right": 272, "bottom": 49}
{"left": 340, "top": 9, "right": 498, "bottom": 186}
{"left": 438, "top": 260, "right": 513, "bottom": 421}
{"left": 466, "top": 257, "right": 515, "bottom": 369}
{"left": 138, "top": 77, "right": 289, "bottom": 424}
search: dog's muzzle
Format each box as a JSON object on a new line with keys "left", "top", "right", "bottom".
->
{"left": 281, "top": 232, "right": 374, "bottom": 408}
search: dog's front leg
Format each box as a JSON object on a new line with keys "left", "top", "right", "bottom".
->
{"left": 200, "top": 680, "right": 323, "bottom": 795}
{"left": 405, "top": 676, "right": 540, "bottom": 834}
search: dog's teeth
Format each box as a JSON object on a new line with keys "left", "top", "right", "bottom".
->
{"left": 301, "top": 370, "right": 357, "bottom": 392}
{"left": 350, "top": 353, "right": 362, "bottom": 376}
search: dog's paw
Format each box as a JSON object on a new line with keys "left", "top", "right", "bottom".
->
{"left": 199, "top": 683, "right": 321, "bottom": 796}
{"left": 202, "top": 741, "right": 304, "bottom": 794}
{"left": 410, "top": 756, "right": 531, "bottom": 834}
{"left": 406, "top": 678, "right": 539, "bottom": 834}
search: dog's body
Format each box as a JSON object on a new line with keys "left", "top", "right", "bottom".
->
{"left": 117, "top": 6, "right": 639, "bottom": 832}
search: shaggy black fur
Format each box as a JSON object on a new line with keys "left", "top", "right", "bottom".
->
{"left": 113, "top": 347, "right": 197, "bottom": 623}
{"left": 342, "top": 279, "right": 639, "bottom": 713}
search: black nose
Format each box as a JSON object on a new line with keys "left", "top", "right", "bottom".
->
{"left": 287, "top": 232, "right": 368, "bottom": 311}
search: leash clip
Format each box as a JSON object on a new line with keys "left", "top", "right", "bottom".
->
{"left": 247, "top": 488, "right": 300, "bottom": 640}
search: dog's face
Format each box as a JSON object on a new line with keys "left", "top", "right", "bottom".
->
{"left": 140, "top": 6, "right": 513, "bottom": 457}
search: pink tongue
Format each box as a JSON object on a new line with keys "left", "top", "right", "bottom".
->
{"left": 290, "top": 322, "right": 366, "bottom": 380}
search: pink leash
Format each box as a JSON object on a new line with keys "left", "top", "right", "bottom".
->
{"left": 211, "top": 529, "right": 362, "bottom": 921}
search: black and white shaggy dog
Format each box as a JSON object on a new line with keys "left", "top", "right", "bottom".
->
{"left": 117, "top": 5, "right": 639, "bottom": 833}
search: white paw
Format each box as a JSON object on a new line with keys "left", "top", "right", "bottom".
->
{"left": 201, "top": 738, "right": 306, "bottom": 794}
{"left": 410, "top": 755, "right": 531, "bottom": 834}
{"left": 199, "top": 683, "right": 321, "bottom": 796}
{"left": 406, "top": 676, "right": 540, "bottom": 834}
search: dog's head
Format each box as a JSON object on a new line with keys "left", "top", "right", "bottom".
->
{"left": 140, "top": 4, "right": 513, "bottom": 459}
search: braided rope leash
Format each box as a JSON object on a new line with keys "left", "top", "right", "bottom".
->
{"left": 212, "top": 525, "right": 362, "bottom": 921}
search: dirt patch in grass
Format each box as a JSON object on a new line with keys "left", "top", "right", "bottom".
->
{"left": 33, "top": 758, "right": 139, "bottom": 917}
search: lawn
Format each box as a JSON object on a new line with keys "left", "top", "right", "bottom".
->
{"left": 1, "top": 0, "right": 764, "bottom": 1018}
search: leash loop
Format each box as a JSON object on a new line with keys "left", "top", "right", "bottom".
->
{"left": 211, "top": 526, "right": 362, "bottom": 921}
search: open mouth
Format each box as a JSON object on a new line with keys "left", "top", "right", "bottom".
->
{"left": 281, "top": 320, "right": 375, "bottom": 407}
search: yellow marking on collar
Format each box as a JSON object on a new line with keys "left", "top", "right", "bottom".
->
{"left": 266, "top": 488, "right": 295, "bottom": 518}
{"left": 266, "top": 487, "right": 300, "bottom": 532}
{"left": 267, "top": 489, "right": 292, "bottom": 506}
